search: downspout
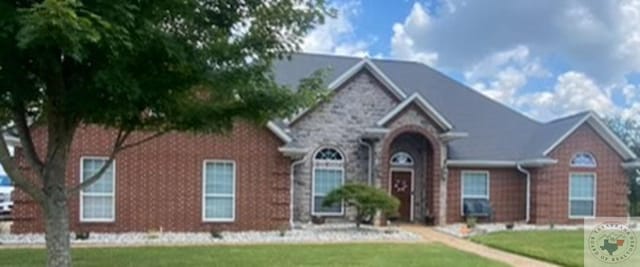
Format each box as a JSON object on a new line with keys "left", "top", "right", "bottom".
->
{"left": 516, "top": 162, "right": 531, "bottom": 223}
{"left": 290, "top": 155, "right": 308, "bottom": 228}
{"left": 358, "top": 138, "right": 373, "bottom": 186}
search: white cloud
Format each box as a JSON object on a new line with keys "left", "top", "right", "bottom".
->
{"left": 390, "top": 3, "right": 439, "bottom": 65}
{"left": 517, "top": 71, "right": 616, "bottom": 120}
{"left": 390, "top": 0, "right": 640, "bottom": 83}
{"left": 388, "top": 0, "right": 640, "bottom": 121}
{"left": 465, "top": 45, "right": 549, "bottom": 105}
{"left": 301, "top": 1, "right": 371, "bottom": 57}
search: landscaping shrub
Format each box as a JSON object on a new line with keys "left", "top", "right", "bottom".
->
{"left": 74, "top": 231, "right": 90, "bottom": 240}
{"left": 323, "top": 183, "right": 400, "bottom": 228}
{"left": 465, "top": 217, "right": 477, "bottom": 229}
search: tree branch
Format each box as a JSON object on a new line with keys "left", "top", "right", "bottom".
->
{"left": 67, "top": 129, "right": 167, "bottom": 195}
{"left": 0, "top": 135, "right": 45, "bottom": 203}
{"left": 13, "top": 106, "right": 44, "bottom": 174}
{"left": 118, "top": 131, "right": 166, "bottom": 151}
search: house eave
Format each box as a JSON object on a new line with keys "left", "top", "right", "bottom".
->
{"left": 278, "top": 146, "right": 308, "bottom": 159}
{"left": 439, "top": 132, "right": 468, "bottom": 142}
{"left": 622, "top": 161, "right": 640, "bottom": 170}
{"left": 447, "top": 158, "right": 557, "bottom": 168}
{"left": 362, "top": 128, "right": 390, "bottom": 140}
{"left": 267, "top": 121, "right": 292, "bottom": 144}
{"left": 2, "top": 134, "right": 20, "bottom": 147}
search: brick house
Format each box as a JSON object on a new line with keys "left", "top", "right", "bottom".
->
{"left": 10, "top": 53, "right": 640, "bottom": 233}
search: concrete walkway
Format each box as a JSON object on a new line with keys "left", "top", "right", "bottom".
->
{"left": 401, "top": 225, "right": 558, "bottom": 267}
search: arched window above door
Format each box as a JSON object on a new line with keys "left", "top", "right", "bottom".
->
{"left": 390, "top": 152, "right": 414, "bottom": 166}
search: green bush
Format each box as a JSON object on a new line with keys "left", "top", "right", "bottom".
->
{"left": 466, "top": 217, "right": 477, "bottom": 229}
{"left": 322, "top": 183, "right": 400, "bottom": 228}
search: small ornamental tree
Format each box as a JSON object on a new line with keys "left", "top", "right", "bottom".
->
{"left": 0, "top": 1, "right": 330, "bottom": 266}
{"left": 323, "top": 183, "right": 400, "bottom": 228}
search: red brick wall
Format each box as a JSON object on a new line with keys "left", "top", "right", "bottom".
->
{"left": 447, "top": 168, "right": 526, "bottom": 223}
{"left": 530, "top": 124, "right": 628, "bottom": 224}
{"left": 12, "top": 122, "right": 291, "bottom": 233}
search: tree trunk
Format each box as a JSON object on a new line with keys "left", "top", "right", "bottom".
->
{"left": 41, "top": 117, "right": 75, "bottom": 267}
{"left": 44, "top": 195, "right": 71, "bottom": 267}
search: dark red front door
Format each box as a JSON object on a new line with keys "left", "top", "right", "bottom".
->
{"left": 390, "top": 171, "right": 412, "bottom": 221}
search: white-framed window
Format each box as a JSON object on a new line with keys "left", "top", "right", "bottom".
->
{"left": 570, "top": 152, "right": 597, "bottom": 168}
{"left": 312, "top": 147, "right": 344, "bottom": 215}
{"left": 80, "top": 157, "right": 115, "bottom": 222}
{"left": 390, "top": 152, "right": 414, "bottom": 166}
{"left": 569, "top": 173, "right": 596, "bottom": 218}
{"left": 461, "top": 171, "right": 490, "bottom": 214}
{"left": 203, "top": 160, "right": 236, "bottom": 222}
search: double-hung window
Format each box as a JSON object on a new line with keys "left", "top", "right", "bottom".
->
{"left": 569, "top": 173, "right": 596, "bottom": 218}
{"left": 312, "top": 148, "right": 344, "bottom": 215}
{"left": 203, "top": 161, "right": 235, "bottom": 222}
{"left": 461, "top": 171, "right": 489, "bottom": 213}
{"left": 80, "top": 158, "right": 115, "bottom": 222}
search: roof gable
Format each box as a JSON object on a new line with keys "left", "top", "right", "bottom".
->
{"left": 542, "top": 112, "right": 636, "bottom": 160}
{"left": 376, "top": 93, "right": 453, "bottom": 131}
{"left": 287, "top": 58, "right": 407, "bottom": 125}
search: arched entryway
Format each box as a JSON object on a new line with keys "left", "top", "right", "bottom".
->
{"left": 380, "top": 126, "right": 441, "bottom": 224}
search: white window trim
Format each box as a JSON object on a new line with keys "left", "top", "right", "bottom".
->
{"left": 570, "top": 152, "right": 597, "bottom": 168}
{"left": 202, "top": 160, "right": 236, "bottom": 222}
{"left": 568, "top": 172, "right": 597, "bottom": 219}
{"left": 460, "top": 170, "right": 490, "bottom": 215}
{"left": 311, "top": 147, "right": 345, "bottom": 216}
{"left": 79, "top": 156, "right": 116, "bottom": 223}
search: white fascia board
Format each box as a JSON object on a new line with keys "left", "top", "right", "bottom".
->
{"left": 288, "top": 58, "right": 408, "bottom": 126}
{"left": 447, "top": 158, "right": 557, "bottom": 168}
{"left": 518, "top": 158, "right": 558, "bottom": 167}
{"left": 278, "top": 146, "right": 309, "bottom": 159}
{"left": 376, "top": 93, "right": 453, "bottom": 130}
{"left": 446, "top": 160, "right": 517, "bottom": 168}
{"left": 439, "top": 132, "right": 469, "bottom": 142}
{"left": 622, "top": 161, "right": 640, "bottom": 169}
{"left": 542, "top": 112, "right": 637, "bottom": 160}
{"left": 362, "top": 128, "right": 390, "bottom": 139}
{"left": 266, "top": 121, "right": 292, "bottom": 144}
{"left": 2, "top": 135, "right": 20, "bottom": 147}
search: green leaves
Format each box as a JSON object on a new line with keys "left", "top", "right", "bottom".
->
{"left": 1, "top": 0, "right": 330, "bottom": 135}
{"left": 17, "top": 0, "right": 104, "bottom": 61}
{"left": 323, "top": 183, "right": 400, "bottom": 227}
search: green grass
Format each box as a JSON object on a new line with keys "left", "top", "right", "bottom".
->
{"left": 471, "top": 230, "right": 584, "bottom": 267}
{"left": 0, "top": 243, "right": 508, "bottom": 267}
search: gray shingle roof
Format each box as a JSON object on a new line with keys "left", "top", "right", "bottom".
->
{"left": 272, "top": 53, "right": 588, "bottom": 161}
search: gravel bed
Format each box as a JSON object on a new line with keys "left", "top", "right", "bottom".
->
{"left": 0, "top": 223, "right": 420, "bottom": 246}
{"left": 436, "top": 223, "right": 586, "bottom": 238}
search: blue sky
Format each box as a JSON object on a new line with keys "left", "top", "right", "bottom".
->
{"left": 301, "top": 0, "right": 640, "bottom": 122}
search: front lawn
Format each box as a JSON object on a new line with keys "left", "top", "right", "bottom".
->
{"left": 0, "top": 243, "right": 508, "bottom": 267}
{"left": 471, "top": 230, "right": 584, "bottom": 267}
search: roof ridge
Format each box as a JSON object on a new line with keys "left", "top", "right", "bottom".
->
{"left": 544, "top": 110, "right": 591, "bottom": 124}
{"left": 291, "top": 51, "right": 435, "bottom": 66}
{"left": 402, "top": 60, "right": 542, "bottom": 126}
